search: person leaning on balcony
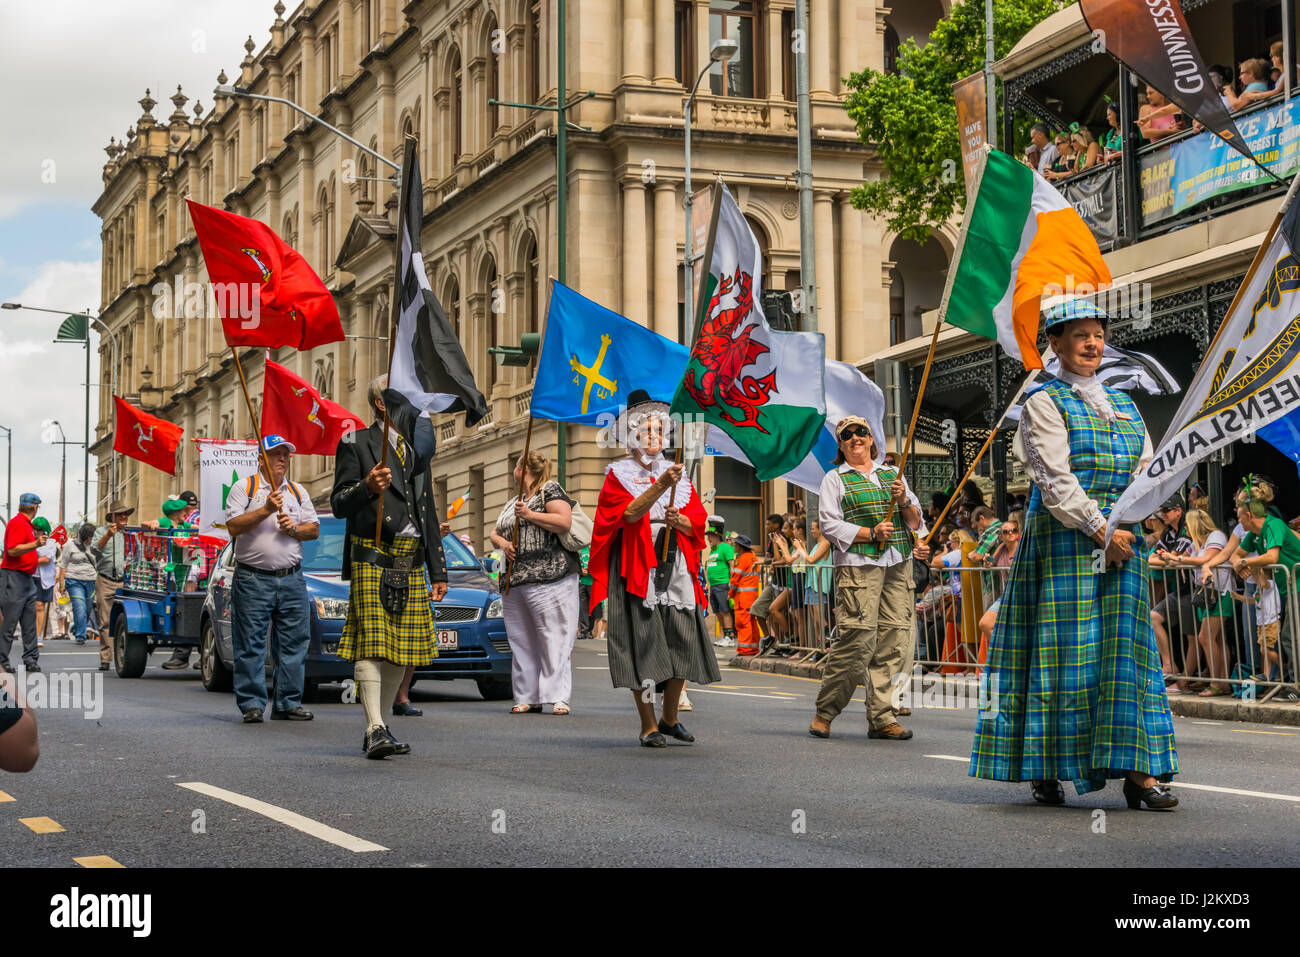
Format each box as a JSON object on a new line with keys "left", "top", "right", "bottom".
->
{"left": 808, "top": 417, "right": 927, "bottom": 742}
{"left": 1224, "top": 58, "right": 1277, "bottom": 111}
{"left": 1071, "top": 128, "right": 1101, "bottom": 172}
{"left": 1139, "top": 86, "right": 1180, "bottom": 141}
{"left": 969, "top": 297, "right": 1179, "bottom": 811}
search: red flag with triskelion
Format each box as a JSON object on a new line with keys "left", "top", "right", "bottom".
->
{"left": 112, "top": 396, "right": 183, "bottom": 475}
{"left": 185, "top": 199, "right": 344, "bottom": 350}
{"left": 261, "top": 360, "right": 365, "bottom": 456}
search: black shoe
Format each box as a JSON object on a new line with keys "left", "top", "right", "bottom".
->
{"left": 392, "top": 701, "right": 423, "bottom": 717}
{"left": 639, "top": 731, "right": 668, "bottom": 748}
{"left": 24, "top": 664, "right": 40, "bottom": 674}
{"left": 1031, "top": 780, "right": 1065, "bottom": 806}
{"left": 384, "top": 727, "right": 411, "bottom": 754}
{"left": 270, "top": 706, "right": 314, "bottom": 721}
{"left": 98, "top": 662, "right": 109, "bottom": 672}
{"left": 1124, "top": 778, "right": 1178, "bottom": 810}
{"left": 657, "top": 719, "right": 695, "bottom": 743}
{"left": 242, "top": 708, "right": 264, "bottom": 724}
{"left": 364, "top": 727, "right": 398, "bottom": 759}
{"left": 161, "top": 656, "right": 190, "bottom": 670}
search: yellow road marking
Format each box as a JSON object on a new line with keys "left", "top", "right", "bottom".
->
{"left": 75, "top": 855, "right": 124, "bottom": 868}
{"left": 1232, "top": 729, "right": 1294, "bottom": 736}
{"left": 0, "top": 790, "right": 14, "bottom": 803}
{"left": 20, "top": 817, "right": 65, "bottom": 833}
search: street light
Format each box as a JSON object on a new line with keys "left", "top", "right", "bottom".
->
{"left": 0, "top": 424, "right": 11, "bottom": 519}
{"left": 3, "top": 301, "right": 119, "bottom": 520}
{"left": 41, "top": 420, "right": 70, "bottom": 526}
{"left": 683, "top": 39, "right": 738, "bottom": 343}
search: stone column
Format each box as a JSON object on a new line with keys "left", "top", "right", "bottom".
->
{"left": 623, "top": 0, "right": 648, "bottom": 83}
{"left": 811, "top": 0, "right": 832, "bottom": 97}
{"left": 838, "top": 0, "right": 858, "bottom": 93}
{"left": 813, "top": 191, "right": 836, "bottom": 359}
{"left": 653, "top": 182, "right": 678, "bottom": 339}
{"left": 838, "top": 193, "right": 865, "bottom": 362}
{"left": 653, "top": 0, "right": 675, "bottom": 85}
{"left": 622, "top": 180, "right": 649, "bottom": 326}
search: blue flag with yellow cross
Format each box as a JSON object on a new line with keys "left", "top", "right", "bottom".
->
{"left": 530, "top": 281, "right": 690, "bottom": 424}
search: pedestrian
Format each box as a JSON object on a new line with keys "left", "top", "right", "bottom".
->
{"left": 576, "top": 545, "right": 594, "bottom": 640}
{"left": 588, "top": 389, "right": 721, "bottom": 747}
{"left": 970, "top": 298, "right": 1178, "bottom": 810}
{"left": 331, "top": 376, "right": 449, "bottom": 759}
{"left": 91, "top": 503, "right": 134, "bottom": 672}
{"left": 728, "top": 534, "right": 761, "bottom": 655}
{"left": 1230, "top": 478, "right": 1300, "bottom": 693}
{"left": 704, "top": 518, "right": 736, "bottom": 647}
{"left": 809, "top": 417, "right": 926, "bottom": 741}
{"left": 1149, "top": 493, "right": 1197, "bottom": 681}
{"left": 489, "top": 450, "right": 580, "bottom": 715}
{"left": 0, "top": 494, "right": 46, "bottom": 674}
{"left": 57, "top": 524, "right": 98, "bottom": 646}
{"left": 224, "top": 435, "right": 320, "bottom": 724}
{"left": 31, "top": 518, "right": 58, "bottom": 646}
{"left": 749, "top": 513, "right": 791, "bottom": 646}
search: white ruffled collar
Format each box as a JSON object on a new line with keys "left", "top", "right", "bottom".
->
{"left": 1056, "top": 368, "right": 1116, "bottom": 422}
{"left": 607, "top": 453, "right": 693, "bottom": 517}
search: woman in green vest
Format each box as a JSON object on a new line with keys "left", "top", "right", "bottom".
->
{"left": 808, "top": 415, "right": 928, "bottom": 741}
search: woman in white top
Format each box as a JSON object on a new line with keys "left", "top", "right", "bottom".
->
{"left": 1160, "top": 508, "right": 1233, "bottom": 695}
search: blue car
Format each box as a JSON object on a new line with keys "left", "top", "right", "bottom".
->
{"left": 199, "top": 515, "right": 512, "bottom": 700}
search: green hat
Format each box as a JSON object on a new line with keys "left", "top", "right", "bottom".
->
{"left": 31, "top": 517, "right": 51, "bottom": 534}
{"left": 162, "top": 497, "right": 190, "bottom": 516}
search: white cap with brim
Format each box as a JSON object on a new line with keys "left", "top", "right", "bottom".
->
{"left": 262, "top": 434, "right": 297, "bottom": 455}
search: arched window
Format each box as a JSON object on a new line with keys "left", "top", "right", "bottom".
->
{"left": 485, "top": 14, "right": 501, "bottom": 134}
{"left": 523, "top": 231, "right": 539, "bottom": 339}
{"left": 884, "top": 24, "right": 900, "bottom": 76}
{"left": 318, "top": 185, "right": 332, "bottom": 276}
{"left": 450, "top": 48, "right": 463, "bottom": 162}
{"left": 445, "top": 275, "right": 461, "bottom": 341}
{"left": 483, "top": 256, "right": 499, "bottom": 390}
{"left": 527, "top": 2, "right": 541, "bottom": 104}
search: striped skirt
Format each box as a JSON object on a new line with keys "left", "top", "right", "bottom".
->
{"left": 339, "top": 536, "right": 437, "bottom": 667}
{"left": 605, "top": 547, "right": 721, "bottom": 691}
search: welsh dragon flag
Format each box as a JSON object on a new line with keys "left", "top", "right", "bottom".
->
{"left": 670, "top": 186, "right": 826, "bottom": 481}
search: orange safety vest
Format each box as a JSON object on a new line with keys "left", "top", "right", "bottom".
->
{"left": 730, "top": 550, "right": 761, "bottom": 655}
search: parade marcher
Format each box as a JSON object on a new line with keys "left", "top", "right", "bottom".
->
{"left": 0, "top": 494, "right": 46, "bottom": 674}
{"left": 728, "top": 534, "right": 761, "bottom": 655}
{"left": 589, "top": 389, "right": 721, "bottom": 747}
{"left": 157, "top": 494, "right": 204, "bottom": 670}
{"left": 489, "top": 450, "right": 580, "bottom": 715}
{"left": 31, "top": 518, "right": 57, "bottom": 645}
{"left": 225, "top": 435, "right": 320, "bottom": 723}
{"left": 809, "top": 418, "right": 925, "bottom": 741}
{"left": 57, "top": 523, "right": 99, "bottom": 645}
{"left": 91, "top": 502, "right": 134, "bottom": 672}
{"left": 970, "top": 298, "right": 1178, "bottom": 810}
{"left": 332, "top": 376, "right": 448, "bottom": 759}
{"left": 705, "top": 517, "right": 736, "bottom": 647}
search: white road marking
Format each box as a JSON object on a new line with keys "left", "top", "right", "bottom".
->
{"left": 922, "top": 755, "right": 1300, "bottom": 803}
{"left": 177, "top": 782, "right": 388, "bottom": 852}
{"left": 690, "top": 688, "right": 797, "bottom": 701}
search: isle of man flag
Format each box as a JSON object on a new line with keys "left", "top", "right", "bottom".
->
{"left": 670, "top": 185, "right": 826, "bottom": 481}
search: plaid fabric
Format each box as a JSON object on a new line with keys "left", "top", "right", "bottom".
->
{"left": 841, "top": 468, "right": 913, "bottom": 559}
{"left": 338, "top": 536, "right": 437, "bottom": 666}
{"left": 972, "top": 520, "right": 1002, "bottom": 559}
{"left": 970, "top": 380, "right": 1178, "bottom": 795}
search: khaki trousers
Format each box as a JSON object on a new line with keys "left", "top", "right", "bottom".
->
{"left": 95, "top": 576, "right": 122, "bottom": 665}
{"left": 814, "top": 561, "right": 915, "bottom": 729}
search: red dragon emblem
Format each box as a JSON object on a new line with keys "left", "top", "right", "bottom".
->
{"left": 681, "top": 267, "right": 775, "bottom": 433}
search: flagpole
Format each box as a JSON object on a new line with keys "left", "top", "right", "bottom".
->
{"left": 230, "top": 346, "right": 273, "bottom": 482}
{"left": 663, "top": 177, "right": 724, "bottom": 561}
{"left": 374, "top": 135, "right": 415, "bottom": 546}
{"left": 923, "top": 426, "right": 999, "bottom": 549}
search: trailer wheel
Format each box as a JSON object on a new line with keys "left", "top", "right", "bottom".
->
{"left": 114, "top": 618, "right": 148, "bottom": 678}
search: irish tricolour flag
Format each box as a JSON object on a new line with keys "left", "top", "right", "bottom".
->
{"left": 942, "top": 149, "right": 1112, "bottom": 369}
{"left": 670, "top": 185, "right": 826, "bottom": 481}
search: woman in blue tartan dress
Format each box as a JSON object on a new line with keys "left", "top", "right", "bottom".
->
{"left": 970, "top": 301, "right": 1179, "bottom": 809}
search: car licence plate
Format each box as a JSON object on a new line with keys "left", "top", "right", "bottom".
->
{"left": 436, "top": 630, "right": 458, "bottom": 651}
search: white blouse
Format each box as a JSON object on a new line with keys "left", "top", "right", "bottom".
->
{"left": 1013, "top": 369, "right": 1153, "bottom": 536}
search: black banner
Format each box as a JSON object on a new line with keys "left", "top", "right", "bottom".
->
{"left": 1058, "top": 165, "right": 1120, "bottom": 246}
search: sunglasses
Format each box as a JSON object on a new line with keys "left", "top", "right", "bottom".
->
{"left": 1000, "top": 527, "right": 1019, "bottom": 535}
{"left": 839, "top": 426, "right": 871, "bottom": 440}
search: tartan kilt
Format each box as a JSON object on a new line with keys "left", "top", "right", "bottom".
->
{"left": 969, "top": 506, "right": 1179, "bottom": 795}
{"left": 339, "top": 536, "right": 437, "bottom": 666}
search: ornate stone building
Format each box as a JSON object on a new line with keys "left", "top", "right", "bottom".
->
{"left": 93, "top": 0, "right": 951, "bottom": 547}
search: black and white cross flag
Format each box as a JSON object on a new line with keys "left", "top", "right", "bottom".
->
{"left": 999, "top": 343, "right": 1179, "bottom": 430}
{"left": 386, "top": 137, "right": 489, "bottom": 436}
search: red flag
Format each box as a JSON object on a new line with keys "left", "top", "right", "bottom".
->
{"left": 113, "top": 396, "right": 183, "bottom": 475}
{"left": 52, "top": 525, "right": 68, "bottom": 546}
{"left": 261, "top": 360, "right": 366, "bottom": 456}
{"left": 186, "top": 199, "right": 344, "bottom": 350}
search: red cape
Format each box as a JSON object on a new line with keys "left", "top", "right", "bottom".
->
{"left": 589, "top": 470, "right": 708, "bottom": 614}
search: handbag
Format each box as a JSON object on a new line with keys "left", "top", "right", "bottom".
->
{"left": 560, "top": 501, "right": 593, "bottom": 553}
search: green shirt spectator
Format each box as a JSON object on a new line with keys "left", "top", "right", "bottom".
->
{"left": 579, "top": 545, "right": 592, "bottom": 587}
{"left": 1239, "top": 514, "right": 1300, "bottom": 594}
{"left": 706, "top": 540, "right": 735, "bottom": 585}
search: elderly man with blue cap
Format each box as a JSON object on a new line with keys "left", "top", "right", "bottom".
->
{"left": 224, "top": 434, "right": 320, "bottom": 723}
{"left": 0, "top": 493, "right": 47, "bottom": 673}
{"left": 970, "top": 296, "right": 1179, "bottom": 811}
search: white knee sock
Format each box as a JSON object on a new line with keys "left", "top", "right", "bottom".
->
{"left": 379, "top": 661, "right": 404, "bottom": 717}
{"left": 354, "top": 659, "right": 385, "bottom": 733}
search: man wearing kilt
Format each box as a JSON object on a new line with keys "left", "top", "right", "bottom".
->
{"left": 332, "top": 376, "right": 448, "bottom": 760}
{"left": 809, "top": 416, "right": 927, "bottom": 741}
{"left": 970, "top": 299, "right": 1179, "bottom": 809}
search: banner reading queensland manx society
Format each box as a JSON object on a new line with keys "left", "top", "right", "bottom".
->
{"left": 196, "top": 439, "right": 261, "bottom": 538}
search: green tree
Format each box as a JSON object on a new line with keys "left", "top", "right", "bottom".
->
{"left": 845, "top": 0, "right": 1064, "bottom": 243}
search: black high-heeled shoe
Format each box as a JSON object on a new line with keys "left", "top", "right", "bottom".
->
{"left": 1123, "top": 777, "right": 1178, "bottom": 810}
{"left": 1031, "top": 780, "right": 1065, "bottom": 805}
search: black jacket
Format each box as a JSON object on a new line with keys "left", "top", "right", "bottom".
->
{"left": 331, "top": 421, "right": 447, "bottom": 583}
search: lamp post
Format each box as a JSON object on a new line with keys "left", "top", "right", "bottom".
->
{"left": 2, "top": 302, "right": 114, "bottom": 520}
{"left": 683, "top": 38, "right": 738, "bottom": 345}
{"left": 0, "top": 424, "right": 10, "bottom": 519}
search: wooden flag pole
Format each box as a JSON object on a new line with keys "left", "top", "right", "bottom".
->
{"left": 230, "top": 346, "right": 274, "bottom": 482}
{"left": 663, "top": 177, "right": 724, "bottom": 561}
{"left": 922, "top": 426, "right": 1000, "bottom": 549}
{"left": 502, "top": 415, "right": 536, "bottom": 596}
{"left": 373, "top": 135, "right": 416, "bottom": 546}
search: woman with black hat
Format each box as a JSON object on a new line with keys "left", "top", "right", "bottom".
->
{"left": 588, "top": 390, "right": 721, "bottom": 747}
{"left": 970, "top": 298, "right": 1179, "bottom": 810}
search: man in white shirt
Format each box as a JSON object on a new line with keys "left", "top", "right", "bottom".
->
{"left": 809, "top": 416, "right": 929, "bottom": 741}
{"left": 1030, "top": 123, "right": 1059, "bottom": 175}
{"left": 225, "top": 434, "right": 320, "bottom": 724}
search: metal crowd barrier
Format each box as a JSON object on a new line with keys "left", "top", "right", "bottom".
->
{"left": 706, "top": 554, "right": 1300, "bottom": 702}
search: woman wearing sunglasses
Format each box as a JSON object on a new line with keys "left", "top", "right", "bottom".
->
{"left": 809, "top": 416, "right": 929, "bottom": 741}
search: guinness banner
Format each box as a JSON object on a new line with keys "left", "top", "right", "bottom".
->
{"left": 1079, "top": 0, "right": 1255, "bottom": 166}
{"left": 952, "top": 72, "right": 988, "bottom": 193}
{"left": 1058, "top": 165, "right": 1119, "bottom": 247}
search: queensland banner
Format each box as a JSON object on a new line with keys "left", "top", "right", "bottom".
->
{"left": 195, "top": 439, "right": 260, "bottom": 538}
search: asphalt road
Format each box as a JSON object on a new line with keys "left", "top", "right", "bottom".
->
{"left": 4, "top": 638, "right": 1299, "bottom": 867}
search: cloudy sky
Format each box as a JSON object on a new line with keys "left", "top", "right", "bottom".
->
{"left": 0, "top": 0, "right": 278, "bottom": 524}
